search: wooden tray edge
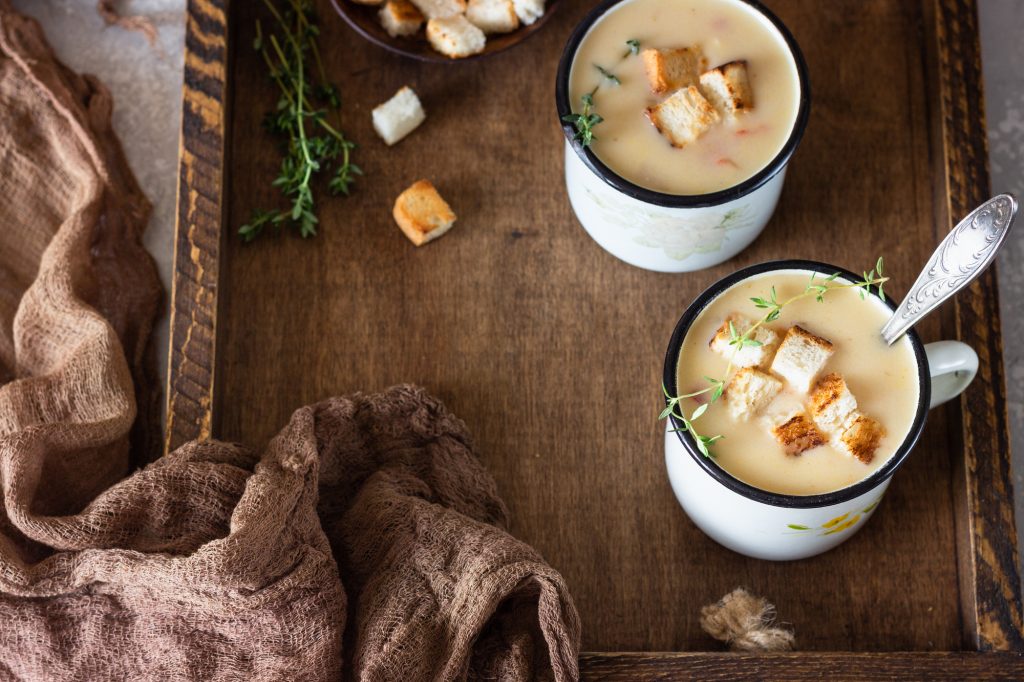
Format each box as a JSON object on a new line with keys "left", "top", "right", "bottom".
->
{"left": 166, "top": 0, "right": 229, "bottom": 454}
{"left": 929, "top": 0, "right": 1024, "bottom": 651}
{"left": 578, "top": 651, "right": 1024, "bottom": 679}
{"left": 164, "top": 0, "right": 1024, "bottom": 658}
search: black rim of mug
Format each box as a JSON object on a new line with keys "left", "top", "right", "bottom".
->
{"left": 661, "top": 259, "right": 932, "bottom": 509}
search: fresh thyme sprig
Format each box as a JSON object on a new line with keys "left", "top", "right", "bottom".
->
{"left": 240, "top": 0, "right": 362, "bottom": 242}
{"left": 562, "top": 39, "right": 640, "bottom": 147}
{"left": 660, "top": 381, "right": 724, "bottom": 457}
{"left": 562, "top": 93, "right": 603, "bottom": 147}
{"left": 595, "top": 64, "right": 621, "bottom": 85}
{"left": 660, "top": 259, "right": 891, "bottom": 457}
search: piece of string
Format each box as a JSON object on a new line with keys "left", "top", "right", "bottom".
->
{"left": 700, "top": 587, "right": 796, "bottom": 652}
{"left": 96, "top": 0, "right": 157, "bottom": 45}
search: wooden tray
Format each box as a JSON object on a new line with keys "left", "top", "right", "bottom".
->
{"left": 167, "top": 0, "right": 1024, "bottom": 675}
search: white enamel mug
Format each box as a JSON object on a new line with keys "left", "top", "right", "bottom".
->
{"left": 555, "top": 0, "right": 811, "bottom": 273}
{"left": 662, "top": 260, "right": 979, "bottom": 561}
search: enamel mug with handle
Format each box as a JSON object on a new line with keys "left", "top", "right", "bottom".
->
{"left": 662, "top": 260, "right": 979, "bottom": 561}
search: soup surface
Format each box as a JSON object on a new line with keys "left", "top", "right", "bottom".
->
{"left": 568, "top": 0, "right": 801, "bottom": 195}
{"left": 674, "top": 270, "right": 920, "bottom": 495}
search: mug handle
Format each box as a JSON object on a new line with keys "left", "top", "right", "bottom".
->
{"left": 925, "top": 341, "right": 979, "bottom": 409}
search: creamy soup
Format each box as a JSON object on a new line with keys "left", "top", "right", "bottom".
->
{"left": 568, "top": 0, "right": 801, "bottom": 195}
{"left": 674, "top": 270, "right": 920, "bottom": 495}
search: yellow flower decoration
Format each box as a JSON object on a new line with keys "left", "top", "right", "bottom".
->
{"left": 822, "top": 513, "right": 850, "bottom": 529}
{"left": 823, "top": 514, "right": 861, "bottom": 535}
{"left": 786, "top": 496, "right": 882, "bottom": 536}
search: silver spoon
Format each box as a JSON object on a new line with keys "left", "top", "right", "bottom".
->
{"left": 880, "top": 193, "right": 1019, "bottom": 345}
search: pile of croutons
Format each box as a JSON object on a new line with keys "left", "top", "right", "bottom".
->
{"left": 356, "top": 0, "right": 545, "bottom": 58}
{"left": 641, "top": 46, "right": 753, "bottom": 148}
{"left": 712, "top": 315, "right": 886, "bottom": 463}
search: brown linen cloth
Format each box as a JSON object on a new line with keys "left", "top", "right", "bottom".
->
{"left": 0, "top": 4, "right": 581, "bottom": 680}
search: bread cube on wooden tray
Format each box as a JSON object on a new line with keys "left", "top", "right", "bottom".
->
{"left": 345, "top": 0, "right": 546, "bottom": 59}
{"left": 393, "top": 180, "right": 457, "bottom": 246}
{"left": 372, "top": 86, "right": 426, "bottom": 146}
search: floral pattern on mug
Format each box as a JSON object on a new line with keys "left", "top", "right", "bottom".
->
{"left": 786, "top": 496, "right": 883, "bottom": 536}
{"left": 582, "top": 185, "right": 756, "bottom": 260}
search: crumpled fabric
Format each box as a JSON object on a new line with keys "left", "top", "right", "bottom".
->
{"left": 0, "top": 4, "right": 580, "bottom": 679}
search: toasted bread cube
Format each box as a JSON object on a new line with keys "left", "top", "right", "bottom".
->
{"left": 393, "top": 180, "right": 456, "bottom": 246}
{"left": 379, "top": 0, "right": 425, "bottom": 37}
{"left": 837, "top": 412, "right": 885, "bottom": 463}
{"left": 645, "top": 85, "right": 720, "bottom": 149}
{"left": 699, "top": 60, "right": 754, "bottom": 118}
{"left": 767, "top": 408, "right": 827, "bottom": 456}
{"left": 372, "top": 86, "right": 426, "bottom": 146}
{"left": 426, "top": 15, "right": 486, "bottom": 58}
{"left": 809, "top": 373, "right": 858, "bottom": 435}
{"left": 642, "top": 47, "right": 706, "bottom": 95}
{"left": 769, "top": 326, "right": 835, "bottom": 393}
{"left": 724, "top": 368, "right": 783, "bottom": 421}
{"left": 466, "top": 0, "right": 518, "bottom": 33}
{"left": 409, "top": 0, "right": 465, "bottom": 18}
{"left": 511, "top": 0, "right": 544, "bottom": 25}
{"left": 709, "top": 314, "right": 779, "bottom": 368}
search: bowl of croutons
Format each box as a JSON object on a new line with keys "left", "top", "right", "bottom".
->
{"left": 330, "top": 0, "right": 559, "bottom": 61}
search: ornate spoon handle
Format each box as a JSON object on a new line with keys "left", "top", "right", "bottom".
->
{"left": 881, "top": 194, "right": 1018, "bottom": 345}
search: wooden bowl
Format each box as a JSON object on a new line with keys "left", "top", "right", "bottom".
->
{"left": 328, "top": 0, "right": 561, "bottom": 63}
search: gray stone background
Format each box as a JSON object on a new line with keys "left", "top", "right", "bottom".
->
{"left": 11, "top": 1, "right": 1024, "bottom": 568}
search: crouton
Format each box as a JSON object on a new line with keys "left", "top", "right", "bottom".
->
{"left": 767, "top": 408, "right": 827, "bottom": 455}
{"left": 645, "top": 85, "right": 720, "bottom": 149}
{"left": 466, "top": 0, "right": 518, "bottom": 33}
{"left": 372, "top": 86, "right": 426, "bottom": 146}
{"left": 837, "top": 412, "right": 885, "bottom": 463}
{"left": 393, "top": 180, "right": 457, "bottom": 246}
{"left": 426, "top": 15, "right": 486, "bottom": 58}
{"left": 641, "top": 47, "right": 706, "bottom": 95}
{"left": 709, "top": 314, "right": 779, "bottom": 368}
{"left": 511, "top": 0, "right": 544, "bottom": 25}
{"left": 699, "top": 60, "right": 754, "bottom": 118}
{"left": 769, "top": 326, "right": 835, "bottom": 393}
{"left": 379, "top": 0, "right": 425, "bottom": 37}
{"left": 724, "top": 368, "right": 783, "bottom": 421}
{"left": 809, "top": 373, "right": 858, "bottom": 434}
{"left": 409, "top": 0, "right": 465, "bottom": 18}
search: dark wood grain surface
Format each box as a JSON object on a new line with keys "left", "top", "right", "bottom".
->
{"left": 578, "top": 651, "right": 1024, "bottom": 679}
{"left": 169, "top": 0, "right": 1023, "bottom": 658}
